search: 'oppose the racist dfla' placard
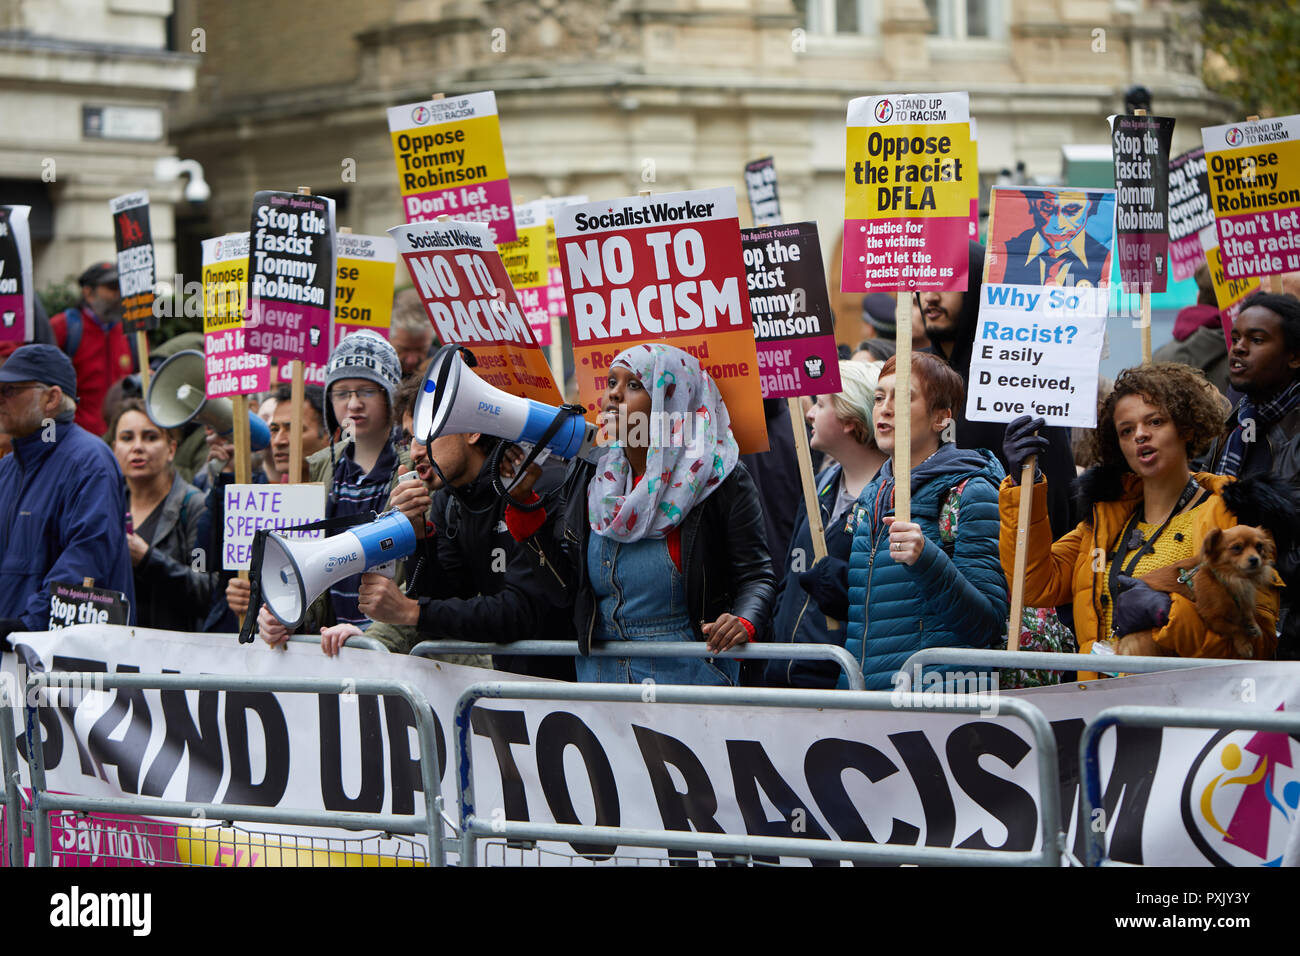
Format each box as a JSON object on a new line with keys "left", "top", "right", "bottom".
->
{"left": 1202, "top": 113, "right": 1300, "bottom": 282}
{"left": 742, "top": 222, "right": 841, "bottom": 399}
{"left": 109, "top": 191, "right": 158, "bottom": 332}
{"left": 555, "top": 188, "right": 768, "bottom": 454}
{"left": 842, "top": 92, "right": 976, "bottom": 293}
{"left": 967, "top": 186, "right": 1115, "bottom": 430}
{"left": 245, "top": 191, "right": 336, "bottom": 370}
{"left": 202, "top": 232, "right": 270, "bottom": 400}
{"left": 388, "top": 92, "right": 517, "bottom": 244}
{"left": 0, "top": 205, "right": 33, "bottom": 343}
{"left": 1109, "top": 113, "right": 1174, "bottom": 293}
{"left": 389, "top": 218, "right": 561, "bottom": 405}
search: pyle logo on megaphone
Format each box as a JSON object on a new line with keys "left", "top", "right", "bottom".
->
{"left": 414, "top": 344, "right": 597, "bottom": 460}
{"left": 323, "top": 551, "right": 358, "bottom": 573}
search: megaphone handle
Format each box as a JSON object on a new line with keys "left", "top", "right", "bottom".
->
{"left": 370, "top": 560, "right": 398, "bottom": 579}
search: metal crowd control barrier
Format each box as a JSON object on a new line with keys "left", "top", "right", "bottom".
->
{"left": 414, "top": 640, "right": 867, "bottom": 690}
{"left": 1081, "top": 704, "right": 1300, "bottom": 867}
{"left": 454, "top": 681, "right": 1063, "bottom": 867}
{"left": 24, "top": 672, "right": 445, "bottom": 867}
{"left": 900, "top": 647, "right": 1229, "bottom": 690}
{"left": 288, "top": 633, "right": 390, "bottom": 653}
{"left": 0, "top": 684, "right": 22, "bottom": 867}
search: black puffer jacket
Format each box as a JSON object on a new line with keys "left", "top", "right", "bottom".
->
{"left": 131, "top": 474, "right": 213, "bottom": 631}
{"left": 519, "top": 458, "right": 777, "bottom": 654}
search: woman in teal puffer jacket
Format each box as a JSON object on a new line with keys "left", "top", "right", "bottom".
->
{"left": 839, "top": 352, "right": 1008, "bottom": 689}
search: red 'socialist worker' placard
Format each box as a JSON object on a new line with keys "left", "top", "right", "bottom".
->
{"left": 842, "top": 91, "right": 976, "bottom": 294}
{"left": 388, "top": 219, "right": 561, "bottom": 404}
{"left": 555, "top": 188, "right": 768, "bottom": 454}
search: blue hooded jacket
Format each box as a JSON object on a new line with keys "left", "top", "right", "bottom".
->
{"left": 0, "top": 415, "right": 135, "bottom": 631}
{"left": 843, "top": 443, "right": 1007, "bottom": 689}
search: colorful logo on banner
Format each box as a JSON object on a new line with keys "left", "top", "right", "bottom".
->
{"left": 1168, "top": 148, "right": 1216, "bottom": 283}
{"left": 498, "top": 200, "right": 552, "bottom": 346}
{"left": 555, "top": 188, "right": 769, "bottom": 454}
{"left": 842, "top": 91, "right": 977, "bottom": 294}
{"left": 109, "top": 191, "right": 158, "bottom": 332}
{"left": 742, "top": 222, "right": 841, "bottom": 399}
{"left": 388, "top": 219, "right": 561, "bottom": 404}
{"left": 387, "top": 91, "right": 517, "bottom": 243}
{"left": 202, "top": 233, "right": 271, "bottom": 399}
{"left": 1181, "top": 710, "right": 1300, "bottom": 866}
{"left": 245, "top": 191, "right": 336, "bottom": 371}
{"left": 0, "top": 205, "right": 33, "bottom": 343}
{"left": 968, "top": 186, "right": 1115, "bottom": 429}
{"left": 1110, "top": 114, "right": 1175, "bottom": 293}
{"left": 744, "top": 157, "right": 782, "bottom": 227}
{"left": 1202, "top": 113, "right": 1300, "bottom": 281}
{"left": 333, "top": 233, "right": 397, "bottom": 349}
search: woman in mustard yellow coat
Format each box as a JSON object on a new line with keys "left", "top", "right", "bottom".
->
{"left": 997, "top": 364, "right": 1285, "bottom": 669}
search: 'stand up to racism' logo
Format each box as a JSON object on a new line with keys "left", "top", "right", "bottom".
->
{"left": 411, "top": 105, "right": 431, "bottom": 125}
{"left": 1225, "top": 127, "right": 1244, "bottom": 147}
{"left": 874, "top": 99, "right": 893, "bottom": 123}
{"left": 1181, "top": 705, "right": 1300, "bottom": 866}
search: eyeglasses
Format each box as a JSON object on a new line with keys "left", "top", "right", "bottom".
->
{"left": 329, "top": 386, "right": 383, "bottom": 404}
{"left": 0, "top": 383, "right": 42, "bottom": 401}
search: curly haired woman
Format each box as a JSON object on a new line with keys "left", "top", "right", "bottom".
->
{"left": 998, "top": 362, "right": 1289, "bottom": 670}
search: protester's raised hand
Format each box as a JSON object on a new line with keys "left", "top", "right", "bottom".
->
{"left": 702, "top": 613, "right": 749, "bottom": 653}
{"left": 320, "top": 622, "right": 364, "bottom": 658}
{"left": 1002, "top": 414, "right": 1049, "bottom": 477}
{"left": 500, "top": 445, "right": 542, "bottom": 503}
{"left": 257, "top": 605, "right": 291, "bottom": 648}
{"left": 226, "top": 577, "right": 251, "bottom": 615}
{"left": 357, "top": 571, "right": 419, "bottom": 626}
{"left": 390, "top": 465, "right": 431, "bottom": 534}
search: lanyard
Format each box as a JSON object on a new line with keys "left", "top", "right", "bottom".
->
{"left": 1105, "top": 477, "right": 1201, "bottom": 609}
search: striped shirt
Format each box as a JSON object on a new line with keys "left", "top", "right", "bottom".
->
{"left": 326, "top": 441, "right": 397, "bottom": 628}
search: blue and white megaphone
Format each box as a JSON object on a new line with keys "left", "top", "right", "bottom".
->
{"left": 413, "top": 346, "right": 598, "bottom": 459}
{"left": 146, "top": 349, "right": 271, "bottom": 449}
{"left": 259, "top": 510, "right": 416, "bottom": 629}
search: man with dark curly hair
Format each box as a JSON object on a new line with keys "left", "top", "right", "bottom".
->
{"left": 997, "top": 362, "right": 1290, "bottom": 670}
{"left": 1206, "top": 291, "right": 1300, "bottom": 658}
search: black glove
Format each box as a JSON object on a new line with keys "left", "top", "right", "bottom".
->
{"left": 797, "top": 557, "right": 849, "bottom": 621}
{"left": 1112, "top": 575, "right": 1172, "bottom": 636}
{"left": 1002, "top": 415, "right": 1050, "bottom": 477}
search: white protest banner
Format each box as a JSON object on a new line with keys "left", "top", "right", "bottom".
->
{"left": 222, "top": 483, "right": 326, "bottom": 571}
{"left": 6, "top": 626, "right": 1300, "bottom": 867}
{"left": 0, "top": 205, "right": 34, "bottom": 343}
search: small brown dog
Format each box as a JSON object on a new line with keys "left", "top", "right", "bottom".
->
{"left": 1116, "top": 525, "right": 1277, "bottom": 658}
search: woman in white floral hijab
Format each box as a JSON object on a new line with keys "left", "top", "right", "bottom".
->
{"left": 503, "top": 343, "right": 774, "bottom": 685}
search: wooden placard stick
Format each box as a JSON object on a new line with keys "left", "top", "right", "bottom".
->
{"left": 892, "top": 292, "right": 913, "bottom": 523}
{"left": 287, "top": 185, "right": 312, "bottom": 484}
{"left": 137, "top": 329, "right": 152, "bottom": 397}
{"left": 787, "top": 397, "right": 838, "bottom": 630}
{"left": 1007, "top": 449, "right": 1036, "bottom": 650}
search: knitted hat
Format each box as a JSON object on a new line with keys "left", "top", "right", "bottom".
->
{"left": 323, "top": 329, "right": 401, "bottom": 432}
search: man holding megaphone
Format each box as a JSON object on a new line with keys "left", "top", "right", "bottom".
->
{"left": 315, "top": 366, "right": 575, "bottom": 678}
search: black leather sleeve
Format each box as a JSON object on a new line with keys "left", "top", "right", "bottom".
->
{"left": 718, "top": 464, "right": 776, "bottom": 631}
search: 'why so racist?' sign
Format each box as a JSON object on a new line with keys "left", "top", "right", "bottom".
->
{"left": 109, "top": 191, "right": 158, "bottom": 332}
{"left": 1202, "top": 113, "right": 1300, "bottom": 280}
{"left": 333, "top": 232, "right": 397, "bottom": 348}
{"left": 843, "top": 92, "right": 976, "bottom": 293}
{"left": 1110, "top": 114, "right": 1174, "bottom": 292}
{"left": 1168, "top": 148, "right": 1215, "bottom": 282}
{"left": 968, "top": 186, "right": 1115, "bottom": 429}
{"left": 388, "top": 92, "right": 516, "bottom": 243}
{"left": 0, "top": 205, "right": 33, "bottom": 343}
{"left": 202, "top": 233, "right": 270, "bottom": 399}
{"left": 246, "top": 191, "right": 336, "bottom": 369}
{"left": 556, "top": 188, "right": 768, "bottom": 453}
{"left": 389, "top": 218, "right": 561, "bottom": 405}
{"left": 742, "top": 222, "right": 841, "bottom": 399}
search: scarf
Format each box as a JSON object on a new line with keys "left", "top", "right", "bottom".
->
{"left": 1217, "top": 378, "right": 1300, "bottom": 477}
{"left": 587, "top": 343, "right": 739, "bottom": 541}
